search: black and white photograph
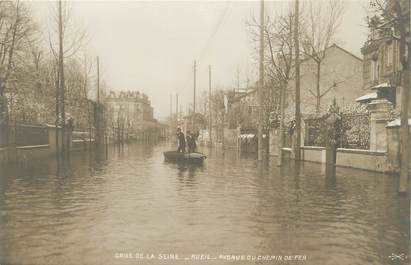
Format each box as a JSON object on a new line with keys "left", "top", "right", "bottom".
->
{"left": 0, "top": 0, "right": 410, "bottom": 264}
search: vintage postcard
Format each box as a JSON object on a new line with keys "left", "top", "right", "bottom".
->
{"left": 0, "top": 0, "right": 409, "bottom": 264}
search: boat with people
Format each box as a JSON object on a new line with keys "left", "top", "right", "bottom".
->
{"left": 166, "top": 127, "right": 206, "bottom": 163}
{"left": 163, "top": 151, "right": 207, "bottom": 164}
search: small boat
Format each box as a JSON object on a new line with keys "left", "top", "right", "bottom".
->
{"left": 163, "top": 151, "right": 207, "bottom": 164}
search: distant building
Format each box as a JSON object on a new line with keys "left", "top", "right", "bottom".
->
{"left": 105, "top": 90, "right": 157, "bottom": 141}
{"left": 227, "top": 89, "right": 258, "bottom": 130}
{"left": 288, "top": 44, "right": 364, "bottom": 114}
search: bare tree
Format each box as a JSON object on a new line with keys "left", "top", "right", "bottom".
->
{"left": 47, "top": 0, "right": 87, "bottom": 153}
{"left": 80, "top": 55, "right": 93, "bottom": 143}
{"left": 246, "top": 19, "right": 272, "bottom": 137}
{"left": 0, "top": 0, "right": 36, "bottom": 122}
{"left": 301, "top": 0, "right": 344, "bottom": 113}
{"left": 247, "top": 6, "right": 298, "bottom": 158}
{"left": 264, "top": 10, "right": 296, "bottom": 162}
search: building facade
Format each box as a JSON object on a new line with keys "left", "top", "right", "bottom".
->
{"left": 357, "top": 0, "right": 410, "bottom": 112}
{"left": 105, "top": 90, "right": 157, "bottom": 141}
{"left": 288, "top": 44, "right": 364, "bottom": 114}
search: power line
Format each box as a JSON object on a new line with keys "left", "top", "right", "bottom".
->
{"left": 180, "top": 1, "right": 232, "bottom": 103}
{"left": 198, "top": 1, "right": 232, "bottom": 61}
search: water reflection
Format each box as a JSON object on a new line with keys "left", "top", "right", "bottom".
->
{"left": 325, "top": 164, "right": 337, "bottom": 190}
{"left": 176, "top": 163, "right": 203, "bottom": 187}
{"left": 0, "top": 142, "right": 409, "bottom": 265}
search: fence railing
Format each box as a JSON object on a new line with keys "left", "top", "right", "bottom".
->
{"left": 340, "top": 113, "right": 370, "bottom": 150}
{"left": 72, "top": 130, "right": 92, "bottom": 140}
{"left": 0, "top": 124, "right": 49, "bottom": 147}
{"left": 305, "top": 112, "right": 370, "bottom": 150}
{"left": 0, "top": 124, "right": 8, "bottom": 147}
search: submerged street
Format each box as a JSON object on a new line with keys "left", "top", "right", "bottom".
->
{"left": 0, "top": 142, "right": 409, "bottom": 265}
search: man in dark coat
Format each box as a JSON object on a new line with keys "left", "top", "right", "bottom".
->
{"left": 186, "top": 130, "right": 192, "bottom": 152}
{"left": 176, "top": 128, "right": 186, "bottom": 153}
{"left": 191, "top": 131, "right": 199, "bottom": 152}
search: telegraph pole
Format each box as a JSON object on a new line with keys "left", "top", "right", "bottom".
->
{"left": 55, "top": 51, "right": 60, "bottom": 156}
{"left": 170, "top": 94, "right": 172, "bottom": 139}
{"left": 193, "top": 60, "right": 196, "bottom": 114}
{"left": 97, "top": 57, "right": 100, "bottom": 104}
{"left": 176, "top": 93, "right": 179, "bottom": 128}
{"left": 257, "top": 0, "right": 264, "bottom": 161}
{"left": 236, "top": 67, "right": 240, "bottom": 93}
{"left": 58, "top": 0, "right": 66, "bottom": 154}
{"left": 209, "top": 65, "right": 212, "bottom": 146}
{"left": 294, "top": 0, "right": 301, "bottom": 161}
{"left": 96, "top": 56, "right": 100, "bottom": 146}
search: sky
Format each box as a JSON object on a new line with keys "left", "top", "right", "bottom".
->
{"left": 30, "top": 0, "right": 370, "bottom": 120}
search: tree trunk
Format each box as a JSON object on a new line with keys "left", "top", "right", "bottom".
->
{"left": 58, "top": 0, "right": 66, "bottom": 154}
{"left": 277, "top": 82, "right": 286, "bottom": 166}
{"left": 222, "top": 111, "right": 225, "bottom": 155}
{"left": 399, "top": 69, "right": 409, "bottom": 193}
{"left": 396, "top": 0, "right": 410, "bottom": 193}
{"left": 316, "top": 61, "right": 321, "bottom": 113}
{"left": 294, "top": 0, "right": 301, "bottom": 161}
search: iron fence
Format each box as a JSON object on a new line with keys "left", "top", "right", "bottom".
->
{"left": 305, "top": 112, "right": 370, "bottom": 150}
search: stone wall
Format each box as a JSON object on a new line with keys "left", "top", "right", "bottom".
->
{"left": 301, "top": 146, "right": 325, "bottom": 163}
{"left": 0, "top": 125, "right": 77, "bottom": 165}
{"left": 296, "top": 146, "right": 388, "bottom": 172}
{"left": 336, "top": 148, "right": 387, "bottom": 172}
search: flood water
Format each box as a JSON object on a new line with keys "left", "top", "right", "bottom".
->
{"left": 0, "top": 142, "right": 409, "bottom": 265}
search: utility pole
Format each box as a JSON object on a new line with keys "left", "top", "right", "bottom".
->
{"left": 236, "top": 67, "right": 240, "bottom": 93}
{"left": 294, "top": 0, "right": 301, "bottom": 161}
{"left": 222, "top": 104, "right": 225, "bottom": 155}
{"left": 97, "top": 57, "right": 100, "bottom": 104}
{"left": 176, "top": 93, "right": 178, "bottom": 128}
{"left": 55, "top": 49, "right": 60, "bottom": 156}
{"left": 209, "top": 65, "right": 212, "bottom": 146}
{"left": 96, "top": 56, "right": 100, "bottom": 147}
{"left": 170, "top": 94, "right": 172, "bottom": 139}
{"left": 193, "top": 60, "right": 196, "bottom": 114}
{"left": 180, "top": 104, "right": 182, "bottom": 123}
{"left": 257, "top": 0, "right": 264, "bottom": 161}
{"left": 58, "top": 0, "right": 66, "bottom": 154}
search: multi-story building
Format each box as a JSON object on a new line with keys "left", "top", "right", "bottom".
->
{"left": 230, "top": 44, "right": 364, "bottom": 122}
{"left": 288, "top": 44, "right": 364, "bottom": 114}
{"left": 105, "top": 90, "right": 156, "bottom": 141}
{"left": 357, "top": 0, "right": 410, "bottom": 111}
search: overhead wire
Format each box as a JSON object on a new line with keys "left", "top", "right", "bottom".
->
{"left": 178, "top": 1, "right": 232, "bottom": 112}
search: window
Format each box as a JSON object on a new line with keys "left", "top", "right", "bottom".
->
{"left": 371, "top": 59, "right": 379, "bottom": 81}
{"left": 386, "top": 43, "right": 393, "bottom": 67}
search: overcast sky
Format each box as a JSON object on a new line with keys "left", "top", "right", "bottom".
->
{"left": 30, "top": 0, "right": 370, "bottom": 120}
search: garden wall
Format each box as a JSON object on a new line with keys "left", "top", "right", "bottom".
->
{"left": 293, "top": 146, "right": 388, "bottom": 172}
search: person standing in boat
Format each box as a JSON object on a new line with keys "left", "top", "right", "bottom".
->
{"left": 186, "top": 131, "right": 198, "bottom": 153}
{"left": 191, "top": 131, "right": 199, "bottom": 152}
{"left": 186, "top": 130, "right": 193, "bottom": 152}
{"left": 176, "top": 128, "right": 186, "bottom": 153}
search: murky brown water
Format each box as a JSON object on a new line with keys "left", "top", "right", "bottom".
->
{"left": 0, "top": 142, "right": 409, "bottom": 265}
